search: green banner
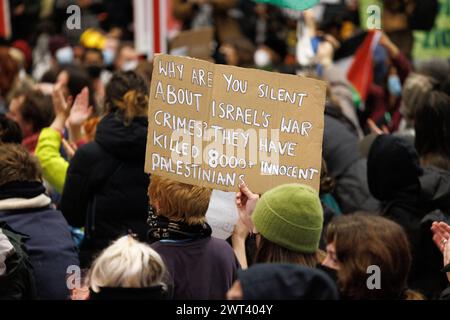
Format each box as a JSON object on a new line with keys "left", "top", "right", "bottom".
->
{"left": 253, "top": 0, "right": 319, "bottom": 11}
{"left": 359, "top": 0, "right": 383, "bottom": 30}
{"left": 413, "top": 0, "right": 450, "bottom": 60}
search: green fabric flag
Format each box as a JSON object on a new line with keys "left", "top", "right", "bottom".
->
{"left": 253, "top": 0, "right": 320, "bottom": 11}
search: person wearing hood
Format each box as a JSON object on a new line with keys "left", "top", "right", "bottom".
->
{"left": 227, "top": 263, "right": 339, "bottom": 300}
{"left": 60, "top": 71, "right": 150, "bottom": 267}
{"left": 0, "top": 144, "right": 79, "bottom": 300}
{"left": 367, "top": 134, "right": 450, "bottom": 298}
{"left": 415, "top": 91, "right": 450, "bottom": 172}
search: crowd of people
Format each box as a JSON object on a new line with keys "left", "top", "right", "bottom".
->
{"left": 0, "top": 0, "right": 449, "bottom": 301}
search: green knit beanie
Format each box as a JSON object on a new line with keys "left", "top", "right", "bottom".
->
{"left": 252, "top": 184, "right": 323, "bottom": 254}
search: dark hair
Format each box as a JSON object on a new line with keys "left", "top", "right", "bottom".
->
{"left": 40, "top": 68, "right": 59, "bottom": 83}
{"left": 254, "top": 235, "right": 320, "bottom": 268}
{"left": 82, "top": 48, "right": 103, "bottom": 62}
{"left": 105, "top": 71, "right": 148, "bottom": 124}
{"left": 0, "top": 114, "right": 23, "bottom": 144}
{"left": 61, "top": 64, "right": 95, "bottom": 108}
{"left": 19, "top": 90, "right": 54, "bottom": 133}
{"left": 326, "top": 213, "right": 423, "bottom": 300}
{"left": 414, "top": 91, "right": 450, "bottom": 170}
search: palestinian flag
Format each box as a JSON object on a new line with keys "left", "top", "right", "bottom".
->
{"left": 0, "top": 0, "right": 11, "bottom": 39}
{"left": 346, "top": 30, "right": 381, "bottom": 102}
{"left": 253, "top": 0, "right": 319, "bottom": 11}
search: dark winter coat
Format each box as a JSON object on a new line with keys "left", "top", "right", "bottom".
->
{"left": 0, "top": 181, "right": 79, "bottom": 300}
{"left": 322, "top": 113, "right": 380, "bottom": 213}
{"left": 368, "top": 135, "right": 450, "bottom": 298}
{"left": 60, "top": 113, "right": 150, "bottom": 266}
{"left": 238, "top": 263, "right": 339, "bottom": 300}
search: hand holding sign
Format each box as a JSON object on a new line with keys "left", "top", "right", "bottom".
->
{"left": 235, "top": 182, "right": 260, "bottom": 233}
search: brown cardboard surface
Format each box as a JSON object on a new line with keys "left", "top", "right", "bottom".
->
{"left": 145, "top": 54, "right": 326, "bottom": 193}
{"left": 169, "top": 27, "right": 214, "bottom": 61}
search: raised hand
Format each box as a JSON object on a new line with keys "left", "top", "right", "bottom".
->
{"left": 50, "top": 83, "right": 72, "bottom": 132}
{"left": 431, "top": 221, "right": 450, "bottom": 253}
{"left": 67, "top": 87, "right": 93, "bottom": 128}
{"left": 235, "top": 182, "right": 259, "bottom": 233}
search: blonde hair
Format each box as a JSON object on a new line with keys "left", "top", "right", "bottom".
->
{"left": 88, "top": 235, "right": 166, "bottom": 293}
{"left": 148, "top": 175, "right": 212, "bottom": 225}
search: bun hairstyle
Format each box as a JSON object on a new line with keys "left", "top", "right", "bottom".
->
{"left": 105, "top": 71, "right": 149, "bottom": 125}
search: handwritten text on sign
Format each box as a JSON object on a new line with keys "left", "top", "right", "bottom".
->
{"left": 144, "top": 54, "right": 326, "bottom": 193}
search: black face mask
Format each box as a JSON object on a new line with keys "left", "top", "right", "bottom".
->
{"left": 86, "top": 64, "right": 103, "bottom": 79}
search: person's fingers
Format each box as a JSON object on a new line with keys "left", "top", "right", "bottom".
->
{"left": 444, "top": 239, "right": 450, "bottom": 265}
{"left": 367, "top": 118, "right": 384, "bottom": 135}
{"left": 439, "top": 222, "right": 450, "bottom": 234}
{"left": 87, "top": 106, "right": 94, "bottom": 117}
{"left": 67, "top": 96, "right": 74, "bottom": 109}
{"left": 437, "top": 222, "right": 450, "bottom": 239}
{"left": 239, "top": 182, "right": 254, "bottom": 198}
{"left": 323, "top": 34, "right": 340, "bottom": 49}
{"left": 79, "top": 87, "right": 89, "bottom": 105}
{"left": 70, "top": 142, "right": 78, "bottom": 152}
{"left": 431, "top": 222, "right": 438, "bottom": 233}
{"left": 433, "top": 234, "right": 445, "bottom": 253}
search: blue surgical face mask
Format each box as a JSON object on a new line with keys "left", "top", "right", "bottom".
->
{"left": 388, "top": 74, "right": 402, "bottom": 97}
{"left": 55, "top": 46, "right": 74, "bottom": 65}
{"left": 103, "top": 49, "right": 115, "bottom": 67}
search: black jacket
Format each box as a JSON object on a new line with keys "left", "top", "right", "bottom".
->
{"left": 323, "top": 113, "right": 379, "bottom": 213}
{"left": 368, "top": 135, "right": 450, "bottom": 298}
{"left": 60, "top": 114, "right": 150, "bottom": 265}
{"left": 238, "top": 263, "right": 339, "bottom": 300}
{"left": 441, "top": 285, "right": 450, "bottom": 300}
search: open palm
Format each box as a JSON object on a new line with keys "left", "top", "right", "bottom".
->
{"left": 68, "top": 87, "right": 93, "bottom": 127}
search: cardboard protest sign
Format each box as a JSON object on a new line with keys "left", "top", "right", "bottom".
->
{"left": 169, "top": 27, "right": 214, "bottom": 61}
{"left": 145, "top": 54, "right": 326, "bottom": 193}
